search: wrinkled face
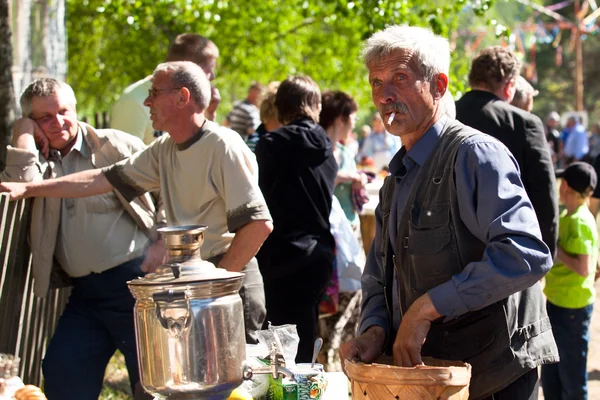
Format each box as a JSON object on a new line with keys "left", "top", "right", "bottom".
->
{"left": 144, "top": 72, "right": 182, "bottom": 131}
{"left": 30, "top": 91, "right": 78, "bottom": 151}
{"left": 368, "top": 49, "right": 439, "bottom": 137}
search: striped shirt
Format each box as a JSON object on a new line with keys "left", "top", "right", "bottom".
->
{"left": 226, "top": 100, "right": 260, "bottom": 140}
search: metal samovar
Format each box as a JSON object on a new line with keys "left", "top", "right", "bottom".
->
{"left": 128, "top": 225, "right": 292, "bottom": 400}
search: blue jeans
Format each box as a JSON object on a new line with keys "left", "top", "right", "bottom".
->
{"left": 541, "top": 301, "right": 593, "bottom": 400}
{"left": 42, "top": 257, "right": 145, "bottom": 400}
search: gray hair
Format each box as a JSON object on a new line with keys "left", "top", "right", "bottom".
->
{"left": 153, "top": 61, "right": 211, "bottom": 109}
{"left": 363, "top": 25, "right": 450, "bottom": 81}
{"left": 20, "top": 78, "right": 77, "bottom": 116}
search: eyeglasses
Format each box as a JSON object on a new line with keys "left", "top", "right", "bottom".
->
{"left": 147, "top": 87, "right": 182, "bottom": 98}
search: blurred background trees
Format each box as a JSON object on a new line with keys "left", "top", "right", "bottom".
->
{"left": 2, "top": 0, "right": 600, "bottom": 133}
{"left": 64, "top": 0, "right": 494, "bottom": 123}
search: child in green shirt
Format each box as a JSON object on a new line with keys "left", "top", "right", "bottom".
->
{"left": 541, "top": 162, "right": 598, "bottom": 400}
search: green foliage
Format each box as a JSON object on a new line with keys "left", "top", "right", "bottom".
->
{"left": 101, "top": 351, "right": 132, "bottom": 400}
{"left": 66, "top": 0, "right": 494, "bottom": 122}
{"left": 445, "top": 0, "right": 600, "bottom": 123}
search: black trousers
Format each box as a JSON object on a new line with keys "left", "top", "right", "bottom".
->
{"left": 263, "top": 253, "right": 333, "bottom": 363}
{"left": 479, "top": 368, "right": 539, "bottom": 400}
{"left": 43, "top": 257, "right": 144, "bottom": 400}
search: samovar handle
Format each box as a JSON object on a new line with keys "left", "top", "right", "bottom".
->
{"left": 152, "top": 289, "right": 192, "bottom": 336}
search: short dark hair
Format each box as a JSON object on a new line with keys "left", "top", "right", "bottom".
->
{"left": 275, "top": 75, "right": 321, "bottom": 124}
{"left": 468, "top": 46, "right": 521, "bottom": 92}
{"left": 166, "top": 34, "right": 219, "bottom": 65}
{"left": 319, "top": 91, "right": 358, "bottom": 130}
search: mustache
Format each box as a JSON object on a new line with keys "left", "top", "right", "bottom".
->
{"left": 382, "top": 102, "right": 408, "bottom": 114}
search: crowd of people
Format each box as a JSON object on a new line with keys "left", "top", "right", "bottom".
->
{"left": 1, "top": 24, "right": 599, "bottom": 400}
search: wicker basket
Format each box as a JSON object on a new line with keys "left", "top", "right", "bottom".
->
{"left": 345, "top": 356, "right": 471, "bottom": 400}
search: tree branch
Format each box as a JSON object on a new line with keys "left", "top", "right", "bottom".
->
{"left": 273, "top": 17, "right": 316, "bottom": 41}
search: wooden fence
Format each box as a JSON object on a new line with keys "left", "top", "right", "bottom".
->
{"left": 0, "top": 194, "right": 69, "bottom": 386}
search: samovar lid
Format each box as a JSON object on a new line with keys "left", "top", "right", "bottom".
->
{"left": 128, "top": 224, "right": 243, "bottom": 286}
{"left": 128, "top": 262, "right": 243, "bottom": 286}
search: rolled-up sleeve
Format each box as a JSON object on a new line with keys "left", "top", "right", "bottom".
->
{"left": 358, "top": 201, "right": 391, "bottom": 337}
{"left": 103, "top": 140, "right": 161, "bottom": 202}
{"left": 428, "top": 138, "right": 552, "bottom": 319}
{"left": 1, "top": 146, "right": 43, "bottom": 182}
{"left": 211, "top": 130, "right": 271, "bottom": 233}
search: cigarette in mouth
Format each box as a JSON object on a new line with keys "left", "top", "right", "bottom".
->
{"left": 387, "top": 112, "right": 395, "bottom": 126}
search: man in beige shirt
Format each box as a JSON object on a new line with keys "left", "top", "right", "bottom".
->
{"left": 0, "top": 78, "right": 165, "bottom": 399}
{"left": 1, "top": 62, "right": 273, "bottom": 347}
{"left": 111, "top": 33, "right": 221, "bottom": 144}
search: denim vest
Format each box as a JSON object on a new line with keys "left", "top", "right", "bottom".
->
{"left": 380, "top": 121, "right": 558, "bottom": 399}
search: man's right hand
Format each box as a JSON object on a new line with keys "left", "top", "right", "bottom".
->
{"left": 140, "top": 240, "right": 168, "bottom": 274}
{"left": 0, "top": 181, "right": 29, "bottom": 201}
{"left": 12, "top": 118, "right": 49, "bottom": 159}
{"left": 339, "top": 325, "right": 386, "bottom": 375}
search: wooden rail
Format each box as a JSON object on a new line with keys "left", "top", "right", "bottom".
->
{"left": 0, "top": 194, "right": 69, "bottom": 386}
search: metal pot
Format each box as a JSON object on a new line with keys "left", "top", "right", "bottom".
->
{"left": 128, "top": 225, "right": 247, "bottom": 399}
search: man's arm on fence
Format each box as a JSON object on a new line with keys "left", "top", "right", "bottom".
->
{"left": 0, "top": 169, "right": 113, "bottom": 201}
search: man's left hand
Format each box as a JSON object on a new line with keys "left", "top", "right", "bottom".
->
{"left": 392, "top": 293, "right": 441, "bottom": 367}
{"left": 0, "top": 181, "right": 30, "bottom": 201}
{"left": 140, "top": 241, "right": 167, "bottom": 273}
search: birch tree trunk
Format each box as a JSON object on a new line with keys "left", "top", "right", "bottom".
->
{"left": 0, "top": 0, "right": 14, "bottom": 171}
{"left": 10, "top": 0, "right": 67, "bottom": 107}
{"left": 0, "top": 0, "right": 66, "bottom": 170}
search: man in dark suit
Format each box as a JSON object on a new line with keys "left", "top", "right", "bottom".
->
{"left": 456, "top": 46, "right": 558, "bottom": 259}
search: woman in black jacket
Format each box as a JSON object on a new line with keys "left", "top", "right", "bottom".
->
{"left": 255, "top": 75, "right": 338, "bottom": 363}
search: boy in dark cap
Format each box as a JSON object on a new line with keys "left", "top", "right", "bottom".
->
{"left": 542, "top": 161, "right": 598, "bottom": 399}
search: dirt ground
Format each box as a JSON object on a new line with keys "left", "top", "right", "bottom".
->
{"left": 538, "top": 280, "right": 600, "bottom": 399}
{"left": 584, "top": 281, "right": 600, "bottom": 398}
{"left": 588, "top": 281, "right": 600, "bottom": 399}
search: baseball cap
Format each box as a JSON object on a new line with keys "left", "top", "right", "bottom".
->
{"left": 555, "top": 162, "right": 598, "bottom": 195}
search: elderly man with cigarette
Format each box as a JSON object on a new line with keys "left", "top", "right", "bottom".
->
{"left": 339, "top": 26, "right": 558, "bottom": 400}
